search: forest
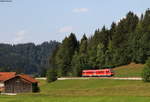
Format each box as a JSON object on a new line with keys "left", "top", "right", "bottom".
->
{"left": 50, "top": 9, "right": 150, "bottom": 77}
{"left": 1, "top": 9, "right": 150, "bottom": 77}
{"left": 0, "top": 41, "right": 59, "bottom": 76}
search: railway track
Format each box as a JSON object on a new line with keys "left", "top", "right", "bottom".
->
{"left": 36, "top": 77, "right": 142, "bottom": 80}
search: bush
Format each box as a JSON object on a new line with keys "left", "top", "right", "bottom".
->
{"left": 32, "top": 83, "right": 40, "bottom": 92}
{"left": 142, "top": 58, "right": 150, "bottom": 82}
{"left": 46, "top": 68, "right": 57, "bottom": 83}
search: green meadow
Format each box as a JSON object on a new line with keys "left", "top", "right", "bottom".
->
{"left": 114, "top": 63, "right": 144, "bottom": 77}
{"left": 1, "top": 79, "right": 150, "bottom": 102}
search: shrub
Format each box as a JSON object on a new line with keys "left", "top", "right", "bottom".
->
{"left": 46, "top": 68, "right": 57, "bottom": 83}
{"left": 142, "top": 58, "right": 150, "bottom": 82}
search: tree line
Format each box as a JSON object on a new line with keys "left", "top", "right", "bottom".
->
{"left": 49, "top": 9, "right": 150, "bottom": 77}
{"left": 0, "top": 41, "right": 59, "bottom": 76}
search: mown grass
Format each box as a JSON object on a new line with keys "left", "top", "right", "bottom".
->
{"left": 40, "top": 79, "right": 150, "bottom": 96}
{"left": 1, "top": 79, "right": 150, "bottom": 102}
{"left": 1, "top": 96, "right": 150, "bottom": 102}
{"left": 114, "top": 63, "right": 144, "bottom": 77}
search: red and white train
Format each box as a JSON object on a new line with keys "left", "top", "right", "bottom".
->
{"left": 82, "top": 69, "right": 114, "bottom": 77}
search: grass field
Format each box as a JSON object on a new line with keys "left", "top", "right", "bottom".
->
{"left": 1, "top": 96, "right": 150, "bottom": 102}
{"left": 114, "top": 63, "right": 144, "bottom": 77}
{"left": 1, "top": 79, "right": 150, "bottom": 102}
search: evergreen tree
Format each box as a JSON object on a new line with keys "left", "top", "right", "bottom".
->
{"left": 71, "top": 34, "right": 89, "bottom": 76}
{"left": 88, "top": 26, "right": 109, "bottom": 68}
{"left": 132, "top": 9, "right": 150, "bottom": 63}
{"left": 109, "top": 22, "right": 117, "bottom": 41}
{"left": 96, "top": 43, "right": 105, "bottom": 68}
{"left": 55, "top": 33, "right": 78, "bottom": 76}
{"left": 111, "top": 12, "right": 139, "bottom": 65}
{"left": 105, "top": 40, "right": 114, "bottom": 67}
{"left": 71, "top": 52, "right": 81, "bottom": 76}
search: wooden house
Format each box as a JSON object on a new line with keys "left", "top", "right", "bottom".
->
{"left": 0, "top": 72, "right": 38, "bottom": 93}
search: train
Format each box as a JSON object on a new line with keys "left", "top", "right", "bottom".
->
{"left": 82, "top": 69, "right": 114, "bottom": 77}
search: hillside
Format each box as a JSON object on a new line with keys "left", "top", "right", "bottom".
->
{"left": 114, "top": 63, "right": 144, "bottom": 77}
{"left": 1, "top": 79, "right": 150, "bottom": 102}
{"left": 0, "top": 41, "right": 59, "bottom": 76}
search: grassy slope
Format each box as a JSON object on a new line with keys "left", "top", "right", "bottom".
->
{"left": 40, "top": 79, "right": 150, "bottom": 96}
{"left": 1, "top": 79, "right": 150, "bottom": 102}
{"left": 0, "top": 63, "right": 146, "bottom": 102}
{"left": 114, "top": 63, "right": 144, "bottom": 77}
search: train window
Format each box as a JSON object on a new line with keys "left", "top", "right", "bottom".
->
{"left": 86, "top": 72, "right": 92, "bottom": 74}
{"left": 89, "top": 72, "right": 94, "bottom": 74}
{"left": 101, "top": 71, "right": 104, "bottom": 73}
{"left": 96, "top": 71, "right": 104, "bottom": 74}
{"left": 106, "top": 71, "right": 109, "bottom": 73}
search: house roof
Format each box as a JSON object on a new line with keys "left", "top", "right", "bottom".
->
{"left": 18, "top": 74, "right": 38, "bottom": 83}
{"left": 0, "top": 72, "right": 16, "bottom": 81}
{"left": 0, "top": 72, "right": 38, "bottom": 83}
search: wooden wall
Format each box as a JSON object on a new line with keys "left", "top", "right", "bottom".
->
{"left": 4, "top": 77, "right": 32, "bottom": 93}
